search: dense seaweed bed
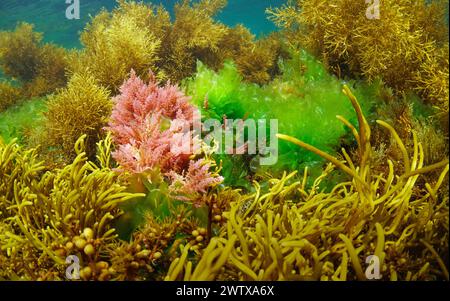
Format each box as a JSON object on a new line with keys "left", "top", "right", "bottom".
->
{"left": 0, "top": 0, "right": 448, "bottom": 281}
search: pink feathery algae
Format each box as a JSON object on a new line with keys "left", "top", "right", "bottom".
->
{"left": 108, "top": 70, "right": 195, "bottom": 145}
{"left": 107, "top": 70, "right": 223, "bottom": 201}
{"left": 168, "top": 159, "right": 223, "bottom": 206}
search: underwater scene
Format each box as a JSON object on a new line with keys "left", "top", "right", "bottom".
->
{"left": 0, "top": 0, "right": 448, "bottom": 282}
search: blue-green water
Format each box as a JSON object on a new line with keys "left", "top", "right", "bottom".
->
{"left": 0, "top": 0, "right": 285, "bottom": 49}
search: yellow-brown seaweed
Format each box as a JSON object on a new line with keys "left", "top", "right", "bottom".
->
{"left": 0, "top": 134, "right": 144, "bottom": 280}
{"left": 165, "top": 86, "right": 449, "bottom": 281}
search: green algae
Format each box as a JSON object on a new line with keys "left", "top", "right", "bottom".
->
{"left": 0, "top": 97, "right": 46, "bottom": 144}
{"left": 184, "top": 49, "right": 376, "bottom": 182}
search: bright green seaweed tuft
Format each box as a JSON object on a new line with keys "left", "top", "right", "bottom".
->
{"left": 184, "top": 50, "right": 376, "bottom": 180}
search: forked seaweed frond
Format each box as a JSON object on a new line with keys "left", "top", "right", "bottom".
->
{"left": 165, "top": 85, "right": 449, "bottom": 281}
